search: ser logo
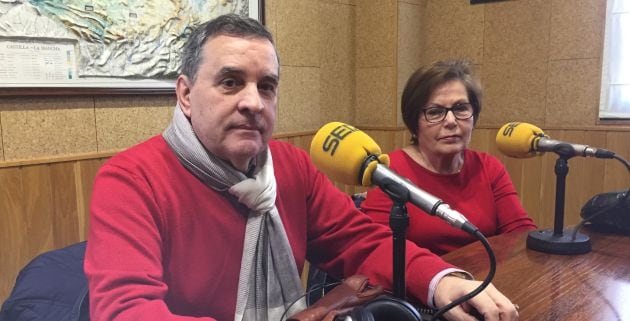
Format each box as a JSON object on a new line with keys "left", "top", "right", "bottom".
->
{"left": 502, "top": 122, "right": 520, "bottom": 137}
{"left": 322, "top": 124, "right": 358, "bottom": 156}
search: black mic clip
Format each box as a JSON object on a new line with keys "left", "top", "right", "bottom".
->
{"left": 380, "top": 177, "right": 411, "bottom": 205}
{"left": 358, "top": 154, "right": 380, "bottom": 186}
{"left": 553, "top": 142, "right": 580, "bottom": 159}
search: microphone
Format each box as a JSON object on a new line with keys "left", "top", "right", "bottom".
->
{"left": 496, "top": 122, "right": 615, "bottom": 159}
{"left": 310, "top": 122, "right": 478, "bottom": 234}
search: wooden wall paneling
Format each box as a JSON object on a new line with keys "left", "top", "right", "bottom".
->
{"left": 538, "top": 149, "right": 560, "bottom": 229}
{"left": 361, "top": 129, "right": 385, "bottom": 154}
{"left": 20, "top": 165, "right": 55, "bottom": 260}
{"left": 0, "top": 157, "right": 107, "bottom": 302}
{"left": 469, "top": 128, "right": 495, "bottom": 153}
{"left": 297, "top": 134, "right": 314, "bottom": 153}
{"left": 331, "top": 181, "right": 345, "bottom": 194}
{"left": 571, "top": 131, "right": 607, "bottom": 224}
{"left": 486, "top": 128, "right": 505, "bottom": 160}
{"left": 276, "top": 134, "right": 311, "bottom": 151}
{"left": 273, "top": 137, "right": 286, "bottom": 144}
{"left": 518, "top": 156, "right": 545, "bottom": 225}
{"left": 397, "top": 128, "right": 411, "bottom": 149}
{"left": 559, "top": 131, "right": 593, "bottom": 225}
{"left": 75, "top": 158, "right": 108, "bottom": 239}
{"left": 533, "top": 130, "right": 585, "bottom": 227}
{"left": 502, "top": 155, "right": 527, "bottom": 205}
{"left": 0, "top": 165, "right": 56, "bottom": 303}
{"left": 288, "top": 136, "right": 298, "bottom": 144}
{"left": 471, "top": 128, "right": 509, "bottom": 167}
{"left": 502, "top": 153, "right": 550, "bottom": 227}
{"left": 287, "top": 136, "right": 301, "bottom": 150}
{"left": 605, "top": 131, "right": 630, "bottom": 160}
{"left": 0, "top": 167, "right": 24, "bottom": 302}
{"left": 379, "top": 130, "right": 398, "bottom": 155}
{"left": 288, "top": 136, "right": 300, "bottom": 151}
{"left": 50, "top": 162, "right": 80, "bottom": 248}
{"left": 603, "top": 131, "right": 630, "bottom": 192}
{"left": 342, "top": 184, "right": 357, "bottom": 195}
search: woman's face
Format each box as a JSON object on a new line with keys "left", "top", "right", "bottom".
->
{"left": 416, "top": 80, "right": 474, "bottom": 158}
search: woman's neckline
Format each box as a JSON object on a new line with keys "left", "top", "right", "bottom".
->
{"left": 402, "top": 145, "right": 464, "bottom": 175}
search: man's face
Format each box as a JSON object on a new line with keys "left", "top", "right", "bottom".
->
{"left": 176, "top": 35, "right": 279, "bottom": 172}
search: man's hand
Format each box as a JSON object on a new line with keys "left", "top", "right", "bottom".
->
{"left": 434, "top": 276, "right": 518, "bottom": 321}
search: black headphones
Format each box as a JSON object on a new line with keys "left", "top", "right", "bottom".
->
{"left": 344, "top": 295, "right": 423, "bottom": 321}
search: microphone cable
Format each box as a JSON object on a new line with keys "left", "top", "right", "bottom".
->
{"left": 279, "top": 279, "right": 342, "bottom": 321}
{"left": 429, "top": 229, "right": 496, "bottom": 321}
{"left": 305, "top": 270, "right": 343, "bottom": 305}
{"left": 571, "top": 153, "right": 630, "bottom": 240}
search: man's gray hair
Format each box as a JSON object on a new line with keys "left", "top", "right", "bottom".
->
{"left": 180, "top": 14, "right": 275, "bottom": 83}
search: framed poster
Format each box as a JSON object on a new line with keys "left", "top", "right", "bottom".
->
{"left": 0, "top": 0, "right": 264, "bottom": 95}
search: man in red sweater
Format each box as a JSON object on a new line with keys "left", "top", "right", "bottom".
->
{"left": 84, "top": 14, "right": 519, "bottom": 321}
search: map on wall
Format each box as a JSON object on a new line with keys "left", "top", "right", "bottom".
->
{"left": 0, "top": 0, "right": 260, "bottom": 89}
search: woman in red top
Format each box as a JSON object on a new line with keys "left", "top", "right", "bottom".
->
{"left": 361, "top": 60, "right": 537, "bottom": 255}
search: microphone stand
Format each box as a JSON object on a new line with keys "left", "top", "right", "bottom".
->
{"left": 526, "top": 150, "right": 591, "bottom": 254}
{"left": 380, "top": 182, "right": 410, "bottom": 300}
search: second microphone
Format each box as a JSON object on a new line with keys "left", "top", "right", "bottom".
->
{"left": 310, "top": 121, "right": 478, "bottom": 234}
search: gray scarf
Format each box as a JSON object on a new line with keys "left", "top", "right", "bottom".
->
{"left": 163, "top": 106, "right": 306, "bottom": 321}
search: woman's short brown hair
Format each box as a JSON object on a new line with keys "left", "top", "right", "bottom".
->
{"left": 401, "top": 59, "right": 482, "bottom": 145}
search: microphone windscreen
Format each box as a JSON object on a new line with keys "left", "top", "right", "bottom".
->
{"left": 310, "top": 122, "right": 388, "bottom": 186}
{"left": 495, "top": 122, "right": 546, "bottom": 158}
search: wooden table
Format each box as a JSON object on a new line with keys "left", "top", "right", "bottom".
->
{"left": 441, "top": 229, "right": 630, "bottom": 321}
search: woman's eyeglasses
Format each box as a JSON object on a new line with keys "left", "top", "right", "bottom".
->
{"left": 421, "top": 102, "right": 474, "bottom": 123}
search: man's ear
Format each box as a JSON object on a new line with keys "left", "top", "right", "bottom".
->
{"left": 176, "top": 75, "right": 193, "bottom": 117}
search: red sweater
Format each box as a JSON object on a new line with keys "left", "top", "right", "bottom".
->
{"left": 85, "top": 136, "right": 456, "bottom": 321}
{"left": 361, "top": 149, "right": 537, "bottom": 255}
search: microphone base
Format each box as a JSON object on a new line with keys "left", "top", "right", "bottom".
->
{"left": 526, "top": 229, "right": 591, "bottom": 255}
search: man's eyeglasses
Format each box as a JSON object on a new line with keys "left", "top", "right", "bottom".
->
{"left": 421, "top": 103, "right": 474, "bottom": 123}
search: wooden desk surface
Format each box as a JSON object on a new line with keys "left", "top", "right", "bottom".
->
{"left": 441, "top": 229, "right": 630, "bottom": 321}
